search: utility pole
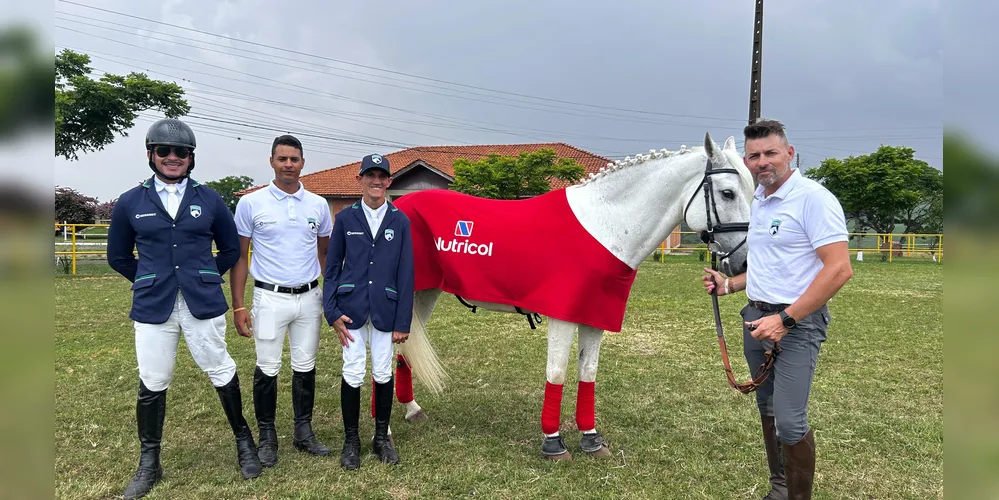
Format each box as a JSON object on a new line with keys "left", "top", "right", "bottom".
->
{"left": 748, "top": 0, "right": 764, "bottom": 124}
{"left": 796, "top": 153, "right": 801, "bottom": 170}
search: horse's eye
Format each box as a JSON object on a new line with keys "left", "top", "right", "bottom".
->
{"left": 721, "top": 189, "right": 735, "bottom": 200}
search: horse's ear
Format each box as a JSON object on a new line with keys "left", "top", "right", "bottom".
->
{"left": 723, "top": 136, "right": 737, "bottom": 152}
{"left": 704, "top": 131, "right": 719, "bottom": 159}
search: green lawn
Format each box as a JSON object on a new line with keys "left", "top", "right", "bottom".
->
{"left": 55, "top": 256, "right": 943, "bottom": 499}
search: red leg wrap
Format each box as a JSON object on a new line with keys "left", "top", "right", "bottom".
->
{"left": 542, "top": 382, "right": 564, "bottom": 435}
{"left": 396, "top": 354, "right": 414, "bottom": 404}
{"left": 576, "top": 381, "right": 595, "bottom": 430}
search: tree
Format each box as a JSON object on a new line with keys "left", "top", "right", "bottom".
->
{"left": 54, "top": 187, "right": 98, "bottom": 228}
{"left": 203, "top": 175, "right": 256, "bottom": 214}
{"left": 805, "top": 145, "right": 943, "bottom": 236}
{"left": 95, "top": 199, "right": 117, "bottom": 221}
{"left": 0, "top": 26, "right": 54, "bottom": 140}
{"left": 450, "top": 149, "right": 586, "bottom": 200}
{"left": 943, "top": 131, "right": 999, "bottom": 230}
{"left": 55, "top": 49, "right": 191, "bottom": 161}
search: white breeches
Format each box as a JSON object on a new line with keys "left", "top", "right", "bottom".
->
{"left": 251, "top": 286, "right": 323, "bottom": 377}
{"left": 342, "top": 317, "right": 394, "bottom": 388}
{"left": 134, "top": 291, "right": 237, "bottom": 392}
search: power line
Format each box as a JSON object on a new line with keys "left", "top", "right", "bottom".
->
{"left": 56, "top": 0, "right": 750, "bottom": 123}
{"left": 56, "top": 12, "right": 746, "bottom": 128}
{"left": 57, "top": 22, "right": 754, "bottom": 131}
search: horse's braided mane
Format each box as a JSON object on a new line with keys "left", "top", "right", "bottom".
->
{"left": 575, "top": 145, "right": 701, "bottom": 186}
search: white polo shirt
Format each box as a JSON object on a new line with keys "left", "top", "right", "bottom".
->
{"left": 234, "top": 181, "right": 333, "bottom": 286}
{"left": 745, "top": 168, "right": 848, "bottom": 305}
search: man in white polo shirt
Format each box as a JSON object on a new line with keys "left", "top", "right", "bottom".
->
{"left": 230, "top": 135, "right": 334, "bottom": 467}
{"left": 703, "top": 120, "right": 853, "bottom": 499}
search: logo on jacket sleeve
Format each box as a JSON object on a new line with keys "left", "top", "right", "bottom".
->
{"left": 454, "top": 220, "right": 474, "bottom": 237}
{"left": 384, "top": 228, "right": 394, "bottom": 241}
{"left": 190, "top": 205, "right": 202, "bottom": 218}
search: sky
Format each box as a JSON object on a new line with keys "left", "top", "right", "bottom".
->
{"left": 48, "top": 0, "right": 948, "bottom": 202}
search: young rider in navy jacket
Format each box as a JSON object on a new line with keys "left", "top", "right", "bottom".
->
{"left": 323, "top": 153, "right": 414, "bottom": 470}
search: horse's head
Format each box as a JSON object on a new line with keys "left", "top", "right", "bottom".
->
{"left": 682, "top": 132, "right": 754, "bottom": 276}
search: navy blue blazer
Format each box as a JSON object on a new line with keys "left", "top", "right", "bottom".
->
{"left": 107, "top": 176, "right": 240, "bottom": 324}
{"left": 323, "top": 200, "right": 415, "bottom": 333}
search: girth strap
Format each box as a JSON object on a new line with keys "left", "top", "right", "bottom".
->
{"left": 454, "top": 295, "right": 543, "bottom": 329}
{"left": 455, "top": 295, "right": 477, "bottom": 313}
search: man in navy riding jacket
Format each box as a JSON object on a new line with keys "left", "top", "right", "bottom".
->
{"left": 107, "top": 118, "right": 262, "bottom": 499}
{"left": 323, "top": 153, "right": 415, "bottom": 470}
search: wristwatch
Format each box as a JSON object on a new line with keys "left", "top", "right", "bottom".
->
{"left": 779, "top": 310, "right": 797, "bottom": 330}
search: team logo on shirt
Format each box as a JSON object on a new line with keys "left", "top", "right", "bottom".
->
{"left": 190, "top": 205, "right": 202, "bottom": 218}
{"left": 769, "top": 219, "right": 781, "bottom": 237}
{"left": 307, "top": 217, "right": 318, "bottom": 232}
{"left": 384, "top": 228, "right": 394, "bottom": 241}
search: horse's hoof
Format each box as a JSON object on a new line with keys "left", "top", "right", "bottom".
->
{"left": 405, "top": 410, "right": 428, "bottom": 423}
{"left": 544, "top": 450, "right": 573, "bottom": 461}
{"left": 586, "top": 445, "right": 613, "bottom": 458}
{"left": 580, "top": 431, "right": 611, "bottom": 458}
{"left": 541, "top": 435, "right": 572, "bottom": 461}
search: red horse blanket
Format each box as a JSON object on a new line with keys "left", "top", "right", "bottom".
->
{"left": 393, "top": 189, "right": 638, "bottom": 332}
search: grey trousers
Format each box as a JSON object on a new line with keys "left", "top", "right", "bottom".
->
{"left": 741, "top": 302, "right": 829, "bottom": 445}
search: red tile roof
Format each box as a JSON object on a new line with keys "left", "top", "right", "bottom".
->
{"left": 238, "top": 143, "right": 613, "bottom": 197}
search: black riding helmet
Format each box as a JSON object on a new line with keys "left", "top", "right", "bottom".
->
{"left": 145, "top": 118, "right": 197, "bottom": 180}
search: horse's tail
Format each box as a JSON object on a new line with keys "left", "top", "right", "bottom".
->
{"left": 398, "top": 307, "right": 448, "bottom": 395}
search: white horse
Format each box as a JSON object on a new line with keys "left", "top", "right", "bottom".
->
{"left": 390, "top": 132, "right": 754, "bottom": 459}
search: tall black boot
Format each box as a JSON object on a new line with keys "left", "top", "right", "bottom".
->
{"left": 292, "top": 368, "right": 331, "bottom": 456}
{"left": 372, "top": 377, "right": 399, "bottom": 464}
{"left": 123, "top": 381, "right": 166, "bottom": 500}
{"left": 760, "top": 415, "right": 787, "bottom": 500}
{"left": 340, "top": 378, "right": 361, "bottom": 470}
{"left": 253, "top": 367, "right": 279, "bottom": 467}
{"left": 215, "top": 373, "right": 263, "bottom": 479}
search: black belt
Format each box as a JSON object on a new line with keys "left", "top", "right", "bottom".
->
{"left": 255, "top": 279, "right": 319, "bottom": 294}
{"left": 748, "top": 300, "right": 789, "bottom": 313}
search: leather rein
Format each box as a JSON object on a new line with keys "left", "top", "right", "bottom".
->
{"left": 683, "top": 157, "right": 778, "bottom": 394}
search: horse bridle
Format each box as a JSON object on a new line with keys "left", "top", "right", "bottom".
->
{"left": 682, "top": 157, "right": 749, "bottom": 260}
{"left": 683, "top": 156, "right": 778, "bottom": 394}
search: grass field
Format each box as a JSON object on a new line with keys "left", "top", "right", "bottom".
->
{"left": 54, "top": 255, "right": 943, "bottom": 499}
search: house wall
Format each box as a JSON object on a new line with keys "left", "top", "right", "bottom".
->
{"left": 326, "top": 197, "right": 359, "bottom": 216}
{"left": 389, "top": 168, "right": 450, "bottom": 191}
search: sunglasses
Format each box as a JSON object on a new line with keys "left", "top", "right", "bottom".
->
{"left": 152, "top": 145, "right": 192, "bottom": 159}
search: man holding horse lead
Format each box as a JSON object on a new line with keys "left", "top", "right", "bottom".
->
{"left": 323, "top": 153, "right": 414, "bottom": 470}
{"left": 703, "top": 119, "right": 853, "bottom": 499}
{"left": 230, "top": 135, "right": 334, "bottom": 468}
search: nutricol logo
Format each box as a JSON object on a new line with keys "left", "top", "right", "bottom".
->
{"left": 437, "top": 220, "right": 493, "bottom": 257}
{"left": 454, "top": 220, "right": 474, "bottom": 237}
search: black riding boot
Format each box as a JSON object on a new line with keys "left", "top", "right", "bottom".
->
{"left": 292, "top": 368, "right": 331, "bottom": 456}
{"left": 372, "top": 377, "right": 399, "bottom": 464}
{"left": 215, "top": 373, "right": 263, "bottom": 479}
{"left": 253, "top": 367, "right": 279, "bottom": 467}
{"left": 340, "top": 378, "right": 361, "bottom": 470}
{"left": 123, "top": 381, "right": 166, "bottom": 500}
